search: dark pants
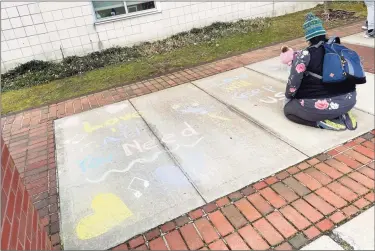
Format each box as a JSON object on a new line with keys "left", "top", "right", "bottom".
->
{"left": 284, "top": 91, "right": 357, "bottom": 128}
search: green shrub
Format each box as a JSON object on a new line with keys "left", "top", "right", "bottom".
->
{"left": 1, "top": 17, "right": 269, "bottom": 92}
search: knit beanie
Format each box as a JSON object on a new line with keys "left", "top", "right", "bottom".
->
{"left": 303, "top": 12, "right": 326, "bottom": 41}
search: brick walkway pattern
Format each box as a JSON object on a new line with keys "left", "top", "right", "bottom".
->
{"left": 111, "top": 132, "right": 375, "bottom": 250}
{"left": 1, "top": 22, "right": 374, "bottom": 250}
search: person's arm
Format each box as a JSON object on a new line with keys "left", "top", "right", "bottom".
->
{"left": 285, "top": 49, "right": 311, "bottom": 99}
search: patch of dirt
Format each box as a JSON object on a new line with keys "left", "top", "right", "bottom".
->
{"left": 316, "top": 9, "right": 357, "bottom": 22}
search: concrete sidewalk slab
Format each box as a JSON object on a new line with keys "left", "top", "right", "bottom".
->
{"left": 341, "top": 33, "right": 375, "bottom": 48}
{"left": 130, "top": 84, "right": 306, "bottom": 202}
{"left": 333, "top": 207, "right": 374, "bottom": 250}
{"left": 356, "top": 72, "right": 375, "bottom": 115}
{"left": 301, "top": 236, "right": 344, "bottom": 250}
{"left": 193, "top": 68, "right": 375, "bottom": 157}
{"left": 55, "top": 101, "right": 204, "bottom": 250}
{"left": 245, "top": 56, "right": 290, "bottom": 83}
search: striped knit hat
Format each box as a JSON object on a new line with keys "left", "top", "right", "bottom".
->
{"left": 303, "top": 12, "right": 326, "bottom": 41}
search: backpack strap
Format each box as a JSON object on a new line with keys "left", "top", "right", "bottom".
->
{"left": 327, "top": 36, "right": 341, "bottom": 45}
{"left": 309, "top": 40, "right": 324, "bottom": 48}
{"left": 305, "top": 71, "right": 323, "bottom": 79}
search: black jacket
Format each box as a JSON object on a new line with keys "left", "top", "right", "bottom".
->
{"left": 285, "top": 43, "right": 356, "bottom": 100}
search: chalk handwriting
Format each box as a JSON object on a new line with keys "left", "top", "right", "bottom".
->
{"left": 219, "top": 74, "right": 248, "bottom": 86}
{"left": 86, "top": 136, "right": 204, "bottom": 183}
{"left": 77, "top": 122, "right": 196, "bottom": 171}
{"left": 122, "top": 122, "right": 198, "bottom": 157}
{"left": 118, "top": 124, "right": 141, "bottom": 139}
{"left": 233, "top": 88, "right": 262, "bottom": 100}
{"left": 233, "top": 84, "right": 285, "bottom": 104}
{"left": 224, "top": 80, "right": 252, "bottom": 91}
{"left": 259, "top": 92, "right": 285, "bottom": 103}
{"left": 83, "top": 112, "right": 142, "bottom": 133}
{"left": 173, "top": 103, "right": 230, "bottom": 121}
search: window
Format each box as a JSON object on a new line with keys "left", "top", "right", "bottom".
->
{"left": 92, "top": 1, "right": 157, "bottom": 20}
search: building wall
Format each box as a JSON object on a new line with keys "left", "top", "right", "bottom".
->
{"left": 1, "top": 137, "right": 52, "bottom": 250}
{"left": 1, "top": 1, "right": 319, "bottom": 72}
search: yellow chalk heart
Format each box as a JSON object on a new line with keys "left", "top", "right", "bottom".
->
{"left": 76, "top": 193, "right": 133, "bottom": 240}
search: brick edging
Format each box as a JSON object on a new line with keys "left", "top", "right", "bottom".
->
{"left": 111, "top": 131, "right": 375, "bottom": 251}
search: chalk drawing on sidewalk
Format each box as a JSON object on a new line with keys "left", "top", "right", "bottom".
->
{"left": 172, "top": 102, "right": 230, "bottom": 121}
{"left": 86, "top": 136, "right": 204, "bottom": 183}
{"left": 218, "top": 73, "right": 249, "bottom": 87}
{"left": 128, "top": 177, "right": 150, "bottom": 198}
{"left": 154, "top": 165, "right": 192, "bottom": 187}
{"left": 232, "top": 84, "right": 285, "bottom": 104}
{"left": 76, "top": 193, "right": 133, "bottom": 240}
{"left": 223, "top": 80, "right": 252, "bottom": 91}
{"left": 83, "top": 112, "right": 142, "bottom": 133}
{"left": 79, "top": 154, "right": 113, "bottom": 173}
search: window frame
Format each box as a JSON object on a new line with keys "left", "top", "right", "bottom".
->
{"left": 92, "top": 1, "right": 161, "bottom": 24}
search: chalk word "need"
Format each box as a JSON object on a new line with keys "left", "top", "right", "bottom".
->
{"left": 122, "top": 122, "right": 198, "bottom": 157}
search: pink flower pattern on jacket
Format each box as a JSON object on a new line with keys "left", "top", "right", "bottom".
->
{"left": 296, "top": 98, "right": 341, "bottom": 110}
{"left": 314, "top": 99, "right": 330, "bottom": 110}
{"left": 285, "top": 49, "right": 311, "bottom": 99}
{"left": 295, "top": 63, "right": 306, "bottom": 73}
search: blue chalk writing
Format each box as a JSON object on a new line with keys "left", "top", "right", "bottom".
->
{"left": 79, "top": 154, "right": 113, "bottom": 172}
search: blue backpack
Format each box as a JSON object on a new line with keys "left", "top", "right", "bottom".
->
{"left": 306, "top": 36, "right": 366, "bottom": 85}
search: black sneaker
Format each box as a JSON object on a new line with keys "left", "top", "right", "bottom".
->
{"left": 365, "top": 29, "right": 374, "bottom": 38}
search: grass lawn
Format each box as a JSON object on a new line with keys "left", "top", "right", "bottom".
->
{"left": 2, "top": 2, "right": 366, "bottom": 115}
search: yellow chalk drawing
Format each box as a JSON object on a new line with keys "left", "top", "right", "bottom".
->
{"left": 83, "top": 112, "right": 142, "bottom": 133}
{"left": 76, "top": 193, "right": 133, "bottom": 240}
{"left": 224, "top": 80, "right": 252, "bottom": 91}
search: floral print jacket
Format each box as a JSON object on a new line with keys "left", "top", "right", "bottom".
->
{"left": 285, "top": 49, "right": 310, "bottom": 99}
{"left": 284, "top": 48, "right": 356, "bottom": 111}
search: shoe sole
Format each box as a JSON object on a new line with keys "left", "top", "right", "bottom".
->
{"left": 341, "top": 114, "right": 357, "bottom": 131}
{"left": 318, "top": 122, "right": 346, "bottom": 131}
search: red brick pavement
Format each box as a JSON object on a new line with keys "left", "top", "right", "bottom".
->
{"left": 112, "top": 133, "right": 375, "bottom": 250}
{"left": 1, "top": 22, "right": 374, "bottom": 250}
